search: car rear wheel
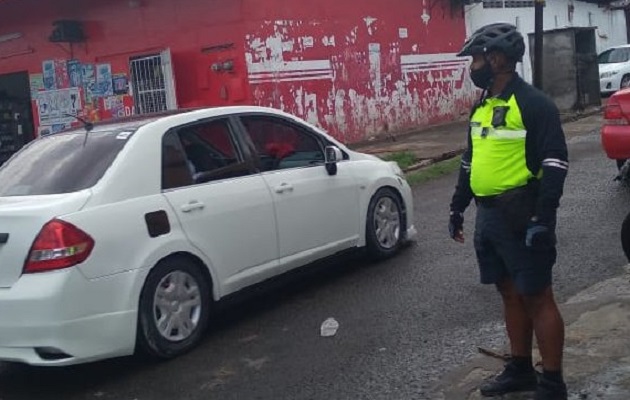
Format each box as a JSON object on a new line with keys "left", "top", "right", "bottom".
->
{"left": 365, "top": 187, "right": 404, "bottom": 260}
{"left": 137, "top": 256, "right": 211, "bottom": 360}
{"left": 622, "top": 75, "right": 630, "bottom": 89}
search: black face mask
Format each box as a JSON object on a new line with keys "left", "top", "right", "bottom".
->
{"left": 470, "top": 62, "right": 494, "bottom": 89}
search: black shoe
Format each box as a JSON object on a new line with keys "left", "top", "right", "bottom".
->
{"left": 479, "top": 359, "right": 538, "bottom": 397}
{"left": 535, "top": 376, "right": 567, "bottom": 400}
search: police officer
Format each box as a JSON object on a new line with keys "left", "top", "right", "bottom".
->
{"left": 448, "top": 23, "right": 569, "bottom": 399}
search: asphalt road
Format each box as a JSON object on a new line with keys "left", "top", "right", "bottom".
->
{"left": 0, "top": 127, "right": 627, "bottom": 400}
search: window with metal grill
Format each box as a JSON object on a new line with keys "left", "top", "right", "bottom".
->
{"left": 129, "top": 54, "right": 168, "bottom": 115}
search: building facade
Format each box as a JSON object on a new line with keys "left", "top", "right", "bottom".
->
{"left": 0, "top": 0, "right": 477, "bottom": 151}
{"left": 465, "top": 0, "right": 628, "bottom": 84}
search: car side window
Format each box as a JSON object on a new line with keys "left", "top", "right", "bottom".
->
{"left": 177, "top": 119, "right": 251, "bottom": 184}
{"left": 240, "top": 116, "right": 324, "bottom": 172}
{"left": 162, "top": 131, "right": 194, "bottom": 190}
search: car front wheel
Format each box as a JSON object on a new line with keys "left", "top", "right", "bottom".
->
{"left": 365, "top": 187, "right": 404, "bottom": 260}
{"left": 137, "top": 256, "right": 211, "bottom": 360}
{"left": 622, "top": 212, "right": 630, "bottom": 263}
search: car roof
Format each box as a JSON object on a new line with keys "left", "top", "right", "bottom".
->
{"left": 57, "top": 106, "right": 296, "bottom": 136}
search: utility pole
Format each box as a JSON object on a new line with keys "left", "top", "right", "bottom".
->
{"left": 533, "top": 0, "right": 545, "bottom": 90}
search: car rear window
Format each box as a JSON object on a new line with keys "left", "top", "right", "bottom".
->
{"left": 0, "top": 130, "right": 134, "bottom": 196}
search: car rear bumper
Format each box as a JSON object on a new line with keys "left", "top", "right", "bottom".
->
{"left": 601, "top": 125, "right": 630, "bottom": 160}
{"left": 0, "top": 269, "right": 139, "bottom": 366}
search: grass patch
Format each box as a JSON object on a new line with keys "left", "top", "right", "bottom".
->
{"left": 406, "top": 156, "right": 462, "bottom": 186}
{"left": 382, "top": 151, "right": 417, "bottom": 170}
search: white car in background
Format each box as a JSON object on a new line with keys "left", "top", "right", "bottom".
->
{"left": 599, "top": 44, "right": 630, "bottom": 94}
{"left": 0, "top": 106, "right": 416, "bottom": 366}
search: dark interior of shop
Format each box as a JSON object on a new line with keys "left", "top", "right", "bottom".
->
{"left": 0, "top": 71, "right": 35, "bottom": 165}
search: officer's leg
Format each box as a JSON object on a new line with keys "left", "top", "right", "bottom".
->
{"left": 522, "top": 285, "right": 564, "bottom": 371}
{"left": 496, "top": 278, "right": 533, "bottom": 358}
{"left": 509, "top": 247, "right": 567, "bottom": 399}
{"left": 475, "top": 208, "right": 537, "bottom": 396}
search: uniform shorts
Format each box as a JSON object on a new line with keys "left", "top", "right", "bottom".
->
{"left": 473, "top": 204, "right": 556, "bottom": 296}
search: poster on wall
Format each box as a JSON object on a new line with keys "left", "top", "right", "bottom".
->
{"left": 67, "top": 60, "right": 83, "bottom": 88}
{"left": 96, "top": 63, "right": 113, "bottom": 97}
{"left": 99, "top": 95, "right": 134, "bottom": 120}
{"left": 82, "top": 64, "right": 96, "bottom": 102}
{"left": 29, "top": 74, "right": 45, "bottom": 99}
{"left": 112, "top": 74, "right": 129, "bottom": 95}
{"left": 36, "top": 88, "right": 83, "bottom": 126}
{"left": 54, "top": 60, "right": 70, "bottom": 89}
{"left": 42, "top": 60, "right": 56, "bottom": 90}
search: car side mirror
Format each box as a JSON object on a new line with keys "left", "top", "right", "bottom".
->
{"left": 325, "top": 146, "right": 343, "bottom": 176}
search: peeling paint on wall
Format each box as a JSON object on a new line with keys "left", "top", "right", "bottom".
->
{"left": 245, "top": 15, "right": 475, "bottom": 143}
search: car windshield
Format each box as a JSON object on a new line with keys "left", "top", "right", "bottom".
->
{"left": 0, "top": 128, "right": 136, "bottom": 196}
{"left": 599, "top": 48, "right": 630, "bottom": 64}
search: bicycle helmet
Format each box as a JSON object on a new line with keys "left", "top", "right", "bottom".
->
{"left": 457, "top": 23, "right": 526, "bottom": 62}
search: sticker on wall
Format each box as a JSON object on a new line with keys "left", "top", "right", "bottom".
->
{"left": 42, "top": 60, "right": 56, "bottom": 90}
{"left": 54, "top": 60, "right": 70, "bottom": 89}
{"left": 112, "top": 74, "right": 129, "bottom": 95}
{"left": 82, "top": 64, "right": 96, "bottom": 102}
{"left": 303, "top": 36, "right": 314, "bottom": 48}
{"left": 67, "top": 60, "right": 83, "bottom": 88}
{"left": 38, "top": 126, "right": 53, "bottom": 137}
{"left": 36, "top": 87, "right": 83, "bottom": 126}
{"left": 96, "top": 63, "right": 113, "bottom": 97}
{"left": 99, "top": 95, "right": 134, "bottom": 120}
{"left": 29, "top": 74, "right": 45, "bottom": 99}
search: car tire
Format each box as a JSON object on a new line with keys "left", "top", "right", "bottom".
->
{"left": 137, "top": 256, "right": 211, "bottom": 360}
{"left": 622, "top": 75, "right": 630, "bottom": 90}
{"left": 365, "top": 187, "right": 404, "bottom": 260}
{"left": 617, "top": 159, "right": 627, "bottom": 171}
{"left": 622, "top": 213, "right": 630, "bottom": 263}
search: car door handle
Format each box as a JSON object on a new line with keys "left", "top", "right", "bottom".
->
{"left": 181, "top": 201, "right": 205, "bottom": 213}
{"left": 275, "top": 183, "right": 294, "bottom": 194}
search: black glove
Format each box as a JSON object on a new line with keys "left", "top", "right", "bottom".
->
{"left": 449, "top": 211, "right": 464, "bottom": 239}
{"left": 525, "top": 219, "right": 556, "bottom": 250}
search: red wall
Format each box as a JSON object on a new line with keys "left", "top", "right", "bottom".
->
{"left": 0, "top": 0, "right": 476, "bottom": 143}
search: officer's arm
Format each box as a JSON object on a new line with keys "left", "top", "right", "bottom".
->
{"left": 450, "top": 129, "right": 474, "bottom": 213}
{"left": 534, "top": 99, "right": 569, "bottom": 224}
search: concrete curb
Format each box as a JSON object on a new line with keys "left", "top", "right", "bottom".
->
{"left": 400, "top": 107, "right": 603, "bottom": 175}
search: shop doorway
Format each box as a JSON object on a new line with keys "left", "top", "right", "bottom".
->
{"left": 0, "top": 71, "right": 35, "bottom": 165}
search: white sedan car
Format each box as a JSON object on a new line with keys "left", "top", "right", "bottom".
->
{"left": 599, "top": 45, "right": 630, "bottom": 94}
{"left": 0, "top": 106, "right": 416, "bottom": 366}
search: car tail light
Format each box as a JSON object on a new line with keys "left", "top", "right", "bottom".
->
{"left": 604, "top": 100, "right": 629, "bottom": 125}
{"left": 24, "top": 219, "right": 94, "bottom": 273}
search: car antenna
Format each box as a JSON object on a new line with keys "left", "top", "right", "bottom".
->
{"left": 63, "top": 113, "right": 94, "bottom": 146}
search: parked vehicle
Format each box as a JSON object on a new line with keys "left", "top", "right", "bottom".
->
{"left": 0, "top": 106, "right": 417, "bottom": 366}
{"left": 601, "top": 93, "right": 630, "bottom": 262}
{"left": 598, "top": 45, "right": 630, "bottom": 95}
{"left": 601, "top": 88, "right": 630, "bottom": 179}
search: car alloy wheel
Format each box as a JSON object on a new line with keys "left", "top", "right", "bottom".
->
{"left": 365, "top": 187, "right": 405, "bottom": 260}
{"left": 153, "top": 271, "right": 203, "bottom": 342}
{"left": 137, "top": 256, "right": 211, "bottom": 359}
{"left": 373, "top": 197, "right": 401, "bottom": 249}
